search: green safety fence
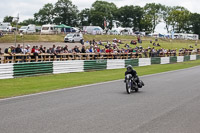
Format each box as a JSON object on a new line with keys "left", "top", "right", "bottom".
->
{"left": 151, "top": 57, "right": 161, "bottom": 64}
{"left": 14, "top": 62, "right": 53, "bottom": 77}
{"left": 125, "top": 59, "right": 139, "bottom": 67}
{"left": 170, "top": 56, "right": 177, "bottom": 63}
{"left": 84, "top": 60, "right": 107, "bottom": 71}
{"left": 196, "top": 55, "right": 200, "bottom": 60}
{"left": 184, "top": 55, "right": 190, "bottom": 62}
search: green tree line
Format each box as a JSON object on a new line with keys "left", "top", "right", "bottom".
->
{"left": 3, "top": 0, "right": 200, "bottom": 36}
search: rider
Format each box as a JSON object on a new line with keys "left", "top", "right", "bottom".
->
{"left": 124, "top": 65, "right": 140, "bottom": 85}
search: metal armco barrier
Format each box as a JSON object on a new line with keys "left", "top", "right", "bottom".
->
{"left": 0, "top": 55, "right": 200, "bottom": 80}
{"left": 0, "top": 63, "right": 13, "bottom": 79}
{"left": 53, "top": 60, "right": 84, "bottom": 74}
{"left": 14, "top": 62, "right": 53, "bottom": 77}
{"left": 151, "top": 57, "right": 161, "bottom": 64}
{"left": 125, "top": 59, "right": 138, "bottom": 67}
{"left": 84, "top": 60, "right": 107, "bottom": 71}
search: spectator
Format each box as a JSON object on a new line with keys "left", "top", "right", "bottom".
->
{"left": 39, "top": 45, "right": 45, "bottom": 53}
{"left": 4, "top": 47, "right": 9, "bottom": 54}
{"left": 86, "top": 48, "right": 90, "bottom": 53}
{"left": 31, "top": 46, "right": 38, "bottom": 60}
{"left": 0, "top": 48, "right": 2, "bottom": 54}
{"left": 113, "top": 38, "right": 117, "bottom": 43}
{"left": 130, "top": 40, "right": 137, "bottom": 45}
{"left": 81, "top": 45, "right": 86, "bottom": 53}
{"left": 118, "top": 39, "right": 123, "bottom": 44}
{"left": 43, "top": 47, "right": 47, "bottom": 53}
{"left": 73, "top": 45, "right": 80, "bottom": 53}
{"left": 157, "top": 43, "right": 161, "bottom": 46}
{"left": 89, "top": 46, "right": 94, "bottom": 53}
{"left": 98, "top": 40, "right": 103, "bottom": 45}
{"left": 80, "top": 39, "right": 84, "bottom": 45}
{"left": 93, "top": 39, "right": 96, "bottom": 45}
{"left": 24, "top": 45, "right": 31, "bottom": 54}
{"left": 100, "top": 48, "right": 105, "bottom": 53}
{"left": 63, "top": 45, "right": 69, "bottom": 53}
{"left": 137, "top": 36, "right": 141, "bottom": 43}
{"left": 31, "top": 46, "right": 36, "bottom": 53}
{"left": 125, "top": 44, "right": 130, "bottom": 48}
{"left": 51, "top": 44, "right": 56, "bottom": 54}
{"left": 15, "top": 44, "right": 22, "bottom": 54}
{"left": 35, "top": 46, "right": 40, "bottom": 54}
{"left": 89, "top": 40, "right": 92, "bottom": 45}
{"left": 47, "top": 47, "right": 53, "bottom": 54}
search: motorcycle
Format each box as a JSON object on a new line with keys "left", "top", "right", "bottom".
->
{"left": 125, "top": 74, "right": 139, "bottom": 94}
{"left": 125, "top": 74, "right": 144, "bottom": 94}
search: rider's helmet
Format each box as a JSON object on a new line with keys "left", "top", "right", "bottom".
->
{"left": 126, "top": 65, "right": 133, "bottom": 72}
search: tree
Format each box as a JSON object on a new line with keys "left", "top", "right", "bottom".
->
{"left": 79, "top": 8, "right": 91, "bottom": 27}
{"left": 19, "top": 19, "right": 35, "bottom": 25}
{"left": 167, "top": 6, "right": 191, "bottom": 33}
{"left": 144, "top": 3, "right": 163, "bottom": 33}
{"left": 3, "top": 16, "right": 13, "bottom": 23}
{"left": 90, "top": 1, "right": 118, "bottom": 29}
{"left": 34, "top": 3, "right": 54, "bottom": 25}
{"left": 53, "top": 0, "right": 79, "bottom": 26}
{"left": 117, "top": 5, "right": 144, "bottom": 31}
{"left": 190, "top": 13, "right": 200, "bottom": 38}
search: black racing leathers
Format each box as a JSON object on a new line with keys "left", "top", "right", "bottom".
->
{"left": 125, "top": 69, "right": 139, "bottom": 84}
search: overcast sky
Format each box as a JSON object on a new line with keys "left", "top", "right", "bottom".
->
{"left": 1, "top": 0, "right": 199, "bottom": 33}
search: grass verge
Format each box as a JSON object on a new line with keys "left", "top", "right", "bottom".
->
{"left": 1, "top": 60, "right": 200, "bottom": 99}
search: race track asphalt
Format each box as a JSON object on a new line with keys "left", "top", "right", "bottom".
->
{"left": 0, "top": 66, "right": 200, "bottom": 133}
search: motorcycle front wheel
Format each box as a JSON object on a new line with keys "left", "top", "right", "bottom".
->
{"left": 126, "top": 80, "right": 131, "bottom": 94}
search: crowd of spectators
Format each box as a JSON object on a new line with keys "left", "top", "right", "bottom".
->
{"left": 1, "top": 38, "right": 200, "bottom": 59}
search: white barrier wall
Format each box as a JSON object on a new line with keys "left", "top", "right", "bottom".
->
{"left": 53, "top": 60, "right": 84, "bottom": 74}
{"left": 161, "top": 57, "right": 170, "bottom": 64}
{"left": 190, "top": 55, "right": 196, "bottom": 60}
{"left": 0, "top": 63, "right": 14, "bottom": 79}
{"left": 107, "top": 60, "right": 125, "bottom": 69}
{"left": 139, "top": 58, "right": 151, "bottom": 66}
{"left": 177, "top": 56, "right": 184, "bottom": 62}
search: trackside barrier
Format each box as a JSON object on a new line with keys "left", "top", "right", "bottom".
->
{"left": 177, "top": 56, "right": 184, "bottom": 62}
{"left": 151, "top": 57, "right": 161, "bottom": 64}
{"left": 107, "top": 60, "right": 125, "bottom": 69}
{"left": 170, "top": 56, "right": 177, "bottom": 63}
{"left": 197, "top": 55, "right": 200, "bottom": 60}
{"left": 161, "top": 57, "right": 170, "bottom": 64}
{"left": 125, "top": 59, "right": 139, "bottom": 67}
{"left": 0, "top": 63, "right": 13, "bottom": 79}
{"left": 84, "top": 60, "right": 107, "bottom": 71}
{"left": 184, "top": 55, "right": 190, "bottom": 62}
{"left": 139, "top": 58, "right": 151, "bottom": 66}
{"left": 1, "top": 55, "right": 200, "bottom": 79}
{"left": 53, "top": 60, "right": 84, "bottom": 74}
{"left": 13, "top": 62, "right": 53, "bottom": 77}
{"left": 190, "top": 55, "right": 196, "bottom": 60}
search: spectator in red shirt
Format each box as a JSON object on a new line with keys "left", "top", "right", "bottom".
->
{"left": 105, "top": 48, "right": 110, "bottom": 53}
{"left": 31, "top": 46, "right": 35, "bottom": 53}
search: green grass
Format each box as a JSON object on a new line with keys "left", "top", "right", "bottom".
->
{"left": 0, "top": 60, "right": 200, "bottom": 99}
